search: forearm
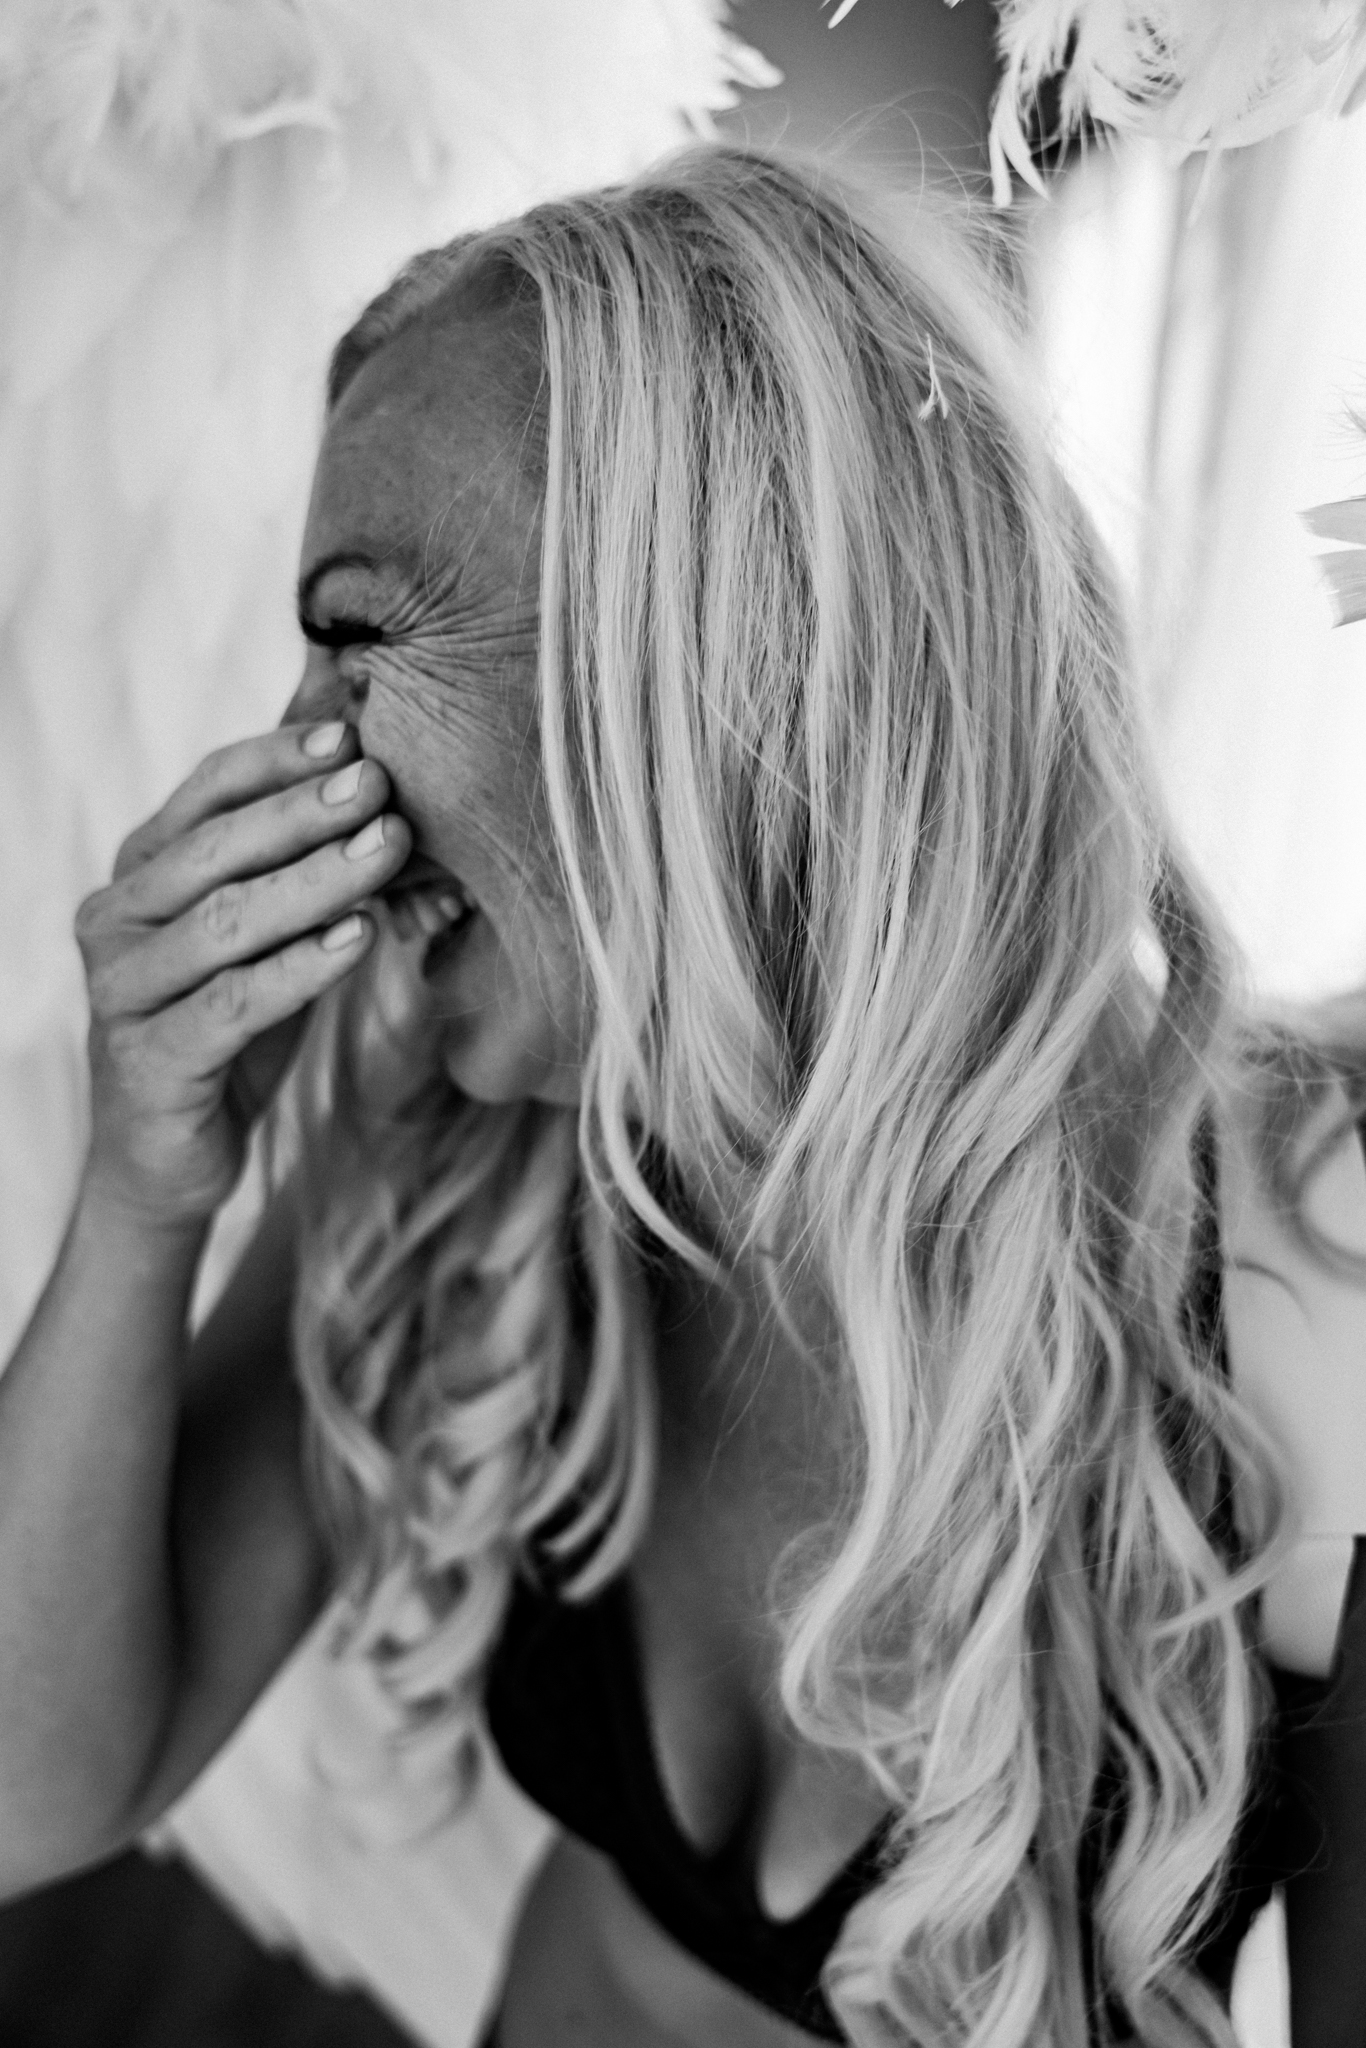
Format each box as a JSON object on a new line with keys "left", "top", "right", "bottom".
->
{"left": 0, "top": 1177, "right": 208, "bottom": 1890}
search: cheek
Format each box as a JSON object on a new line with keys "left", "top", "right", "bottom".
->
{"left": 358, "top": 666, "right": 538, "bottom": 885}
{"left": 358, "top": 665, "right": 578, "bottom": 1010}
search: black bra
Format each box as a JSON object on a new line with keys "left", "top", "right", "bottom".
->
{"left": 481, "top": 1117, "right": 1366, "bottom": 2041}
{"left": 483, "top": 1566, "right": 887, "bottom": 2037}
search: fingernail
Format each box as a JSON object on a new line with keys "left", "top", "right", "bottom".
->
{"left": 344, "top": 816, "right": 386, "bottom": 861}
{"left": 304, "top": 720, "right": 348, "bottom": 759}
{"left": 321, "top": 760, "right": 365, "bottom": 806}
{"left": 321, "top": 913, "right": 366, "bottom": 951}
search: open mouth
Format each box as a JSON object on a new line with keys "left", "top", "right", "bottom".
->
{"left": 379, "top": 856, "right": 478, "bottom": 954}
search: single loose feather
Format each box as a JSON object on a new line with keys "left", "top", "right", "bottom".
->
{"left": 1302, "top": 496, "right": 1366, "bottom": 625}
{"left": 1303, "top": 494, "right": 1366, "bottom": 545}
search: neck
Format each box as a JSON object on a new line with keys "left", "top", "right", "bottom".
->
{"left": 648, "top": 1245, "right": 842, "bottom": 1469}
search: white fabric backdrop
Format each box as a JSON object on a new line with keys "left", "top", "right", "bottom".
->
{"left": 1028, "top": 118, "right": 1366, "bottom": 1005}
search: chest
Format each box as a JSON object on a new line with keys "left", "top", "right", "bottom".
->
{"left": 623, "top": 1357, "right": 889, "bottom": 1924}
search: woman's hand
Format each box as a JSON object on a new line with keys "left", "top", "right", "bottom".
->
{"left": 76, "top": 719, "right": 412, "bottom": 1228}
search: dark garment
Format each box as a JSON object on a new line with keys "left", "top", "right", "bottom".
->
{"left": 482, "top": 1118, "right": 1366, "bottom": 2042}
{"left": 1270, "top": 1538, "right": 1366, "bottom": 2048}
{"left": 0, "top": 1847, "right": 412, "bottom": 2048}
{"left": 485, "top": 1567, "right": 885, "bottom": 2039}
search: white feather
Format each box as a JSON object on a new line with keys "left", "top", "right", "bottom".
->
{"left": 0, "top": 0, "right": 780, "bottom": 213}
{"left": 988, "top": 0, "right": 1366, "bottom": 202}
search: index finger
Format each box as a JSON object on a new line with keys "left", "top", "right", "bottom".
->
{"left": 113, "top": 722, "right": 359, "bottom": 882}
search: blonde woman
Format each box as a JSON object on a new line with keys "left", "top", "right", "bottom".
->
{"left": 1, "top": 145, "right": 1364, "bottom": 2048}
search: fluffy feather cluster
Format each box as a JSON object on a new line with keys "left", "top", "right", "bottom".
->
{"left": 0, "top": 0, "right": 444, "bottom": 207}
{"left": 0, "top": 0, "right": 775, "bottom": 208}
{"left": 989, "top": 0, "right": 1366, "bottom": 201}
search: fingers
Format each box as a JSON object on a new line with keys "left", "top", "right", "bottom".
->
{"left": 112, "top": 721, "right": 357, "bottom": 882}
{"left": 78, "top": 720, "right": 403, "bottom": 1225}
{"left": 85, "top": 809, "right": 412, "bottom": 1018}
{"left": 184, "top": 917, "right": 382, "bottom": 1073}
{"left": 126, "top": 915, "right": 382, "bottom": 1082}
{"left": 117, "top": 753, "right": 394, "bottom": 927}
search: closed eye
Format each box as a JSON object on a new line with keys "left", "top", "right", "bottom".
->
{"left": 298, "top": 613, "right": 386, "bottom": 650}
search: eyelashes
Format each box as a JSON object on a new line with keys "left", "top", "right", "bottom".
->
{"left": 298, "top": 614, "right": 386, "bottom": 650}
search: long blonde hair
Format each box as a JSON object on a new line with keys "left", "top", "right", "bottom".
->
{"left": 286, "top": 144, "right": 1366, "bottom": 2045}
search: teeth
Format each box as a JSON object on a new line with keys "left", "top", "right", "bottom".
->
{"left": 387, "top": 880, "right": 475, "bottom": 944}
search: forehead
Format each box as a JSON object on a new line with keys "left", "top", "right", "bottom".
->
{"left": 304, "top": 287, "right": 546, "bottom": 575}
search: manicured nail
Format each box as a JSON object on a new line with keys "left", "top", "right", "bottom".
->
{"left": 344, "top": 816, "right": 386, "bottom": 861}
{"left": 303, "top": 720, "right": 348, "bottom": 759}
{"left": 321, "top": 760, "right": 365, "bottom": 806}
{"left": 321, "top": 913, "right": 366, "bottom": 951}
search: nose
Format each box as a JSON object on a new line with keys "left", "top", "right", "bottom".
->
{"left": 279, "top": 648, "right": 369, "bottom": 731}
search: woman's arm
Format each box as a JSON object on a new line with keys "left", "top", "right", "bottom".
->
{"left": 0, "top": 1171, "right": 321, "bottom": 1897}
{"left": 0, "top": 716, "right": 411, "bottom": 1899}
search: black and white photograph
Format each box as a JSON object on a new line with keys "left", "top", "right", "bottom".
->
{"left": 1, "top": 3, "right": 1365, "bottom": 2044}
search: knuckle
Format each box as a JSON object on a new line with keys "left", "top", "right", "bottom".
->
{"left": 203, "top": 963, "right": 251, "bottom": 1026}
{"left": 193, "top": 744, "right": 230, "bottom": 790}
{"left": 295, "top": 848, "right": 330, "bottom": 894}
{"left": 186, "top": 814, "right": 226, "bottom": 874}
{"left": 99, "top": 1013, "right": 148, "bottom": 1077}
{"left": 111, "top": 829, "right": 147, "bottom": 880}
{"left": 174, "top": 750, "right": 223, "bottom": 818}
{"left": 85, "top": 957, "right": 122, "bottom": 1015}
{"left": 73, "top": 887, "right": 110, "bottom": 947}
{"left": 200, "top": 878, "right": 245, "bottom": 944}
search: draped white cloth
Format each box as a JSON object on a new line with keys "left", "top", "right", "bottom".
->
{"left": 0, "top": 5, "right": 774, "bottom": 2042}
{"left": 1027, "top": 117, "right": 1366, "bottom": 1004}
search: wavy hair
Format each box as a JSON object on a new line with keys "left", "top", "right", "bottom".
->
{"left": 284, "top": 144, "right": 1366, "bottom": 2045}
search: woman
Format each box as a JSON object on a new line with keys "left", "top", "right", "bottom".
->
{"left": 1, "top": 143, "right": 1363, "bottom": 2048}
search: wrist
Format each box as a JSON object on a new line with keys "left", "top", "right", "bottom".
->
{"left": 75, "top": 1162, "right": 216, "bottom": 1264}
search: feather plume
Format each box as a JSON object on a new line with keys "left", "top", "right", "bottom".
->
{"left": 1303, "top": 493, "right": 1366, "bottom": 545}
{"left": 1315, "top": 548, "right": 1366, "bottom": 624}
{"left": 0, "top": 0, "right": 778, "bottom": 213}
{"left": 987, "top": 0, "right": 1366, "bottom": 203}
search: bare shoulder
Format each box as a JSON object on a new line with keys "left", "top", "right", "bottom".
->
{"left": 1217, "top": 1077, "right": 1366, "bottom": 1674}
